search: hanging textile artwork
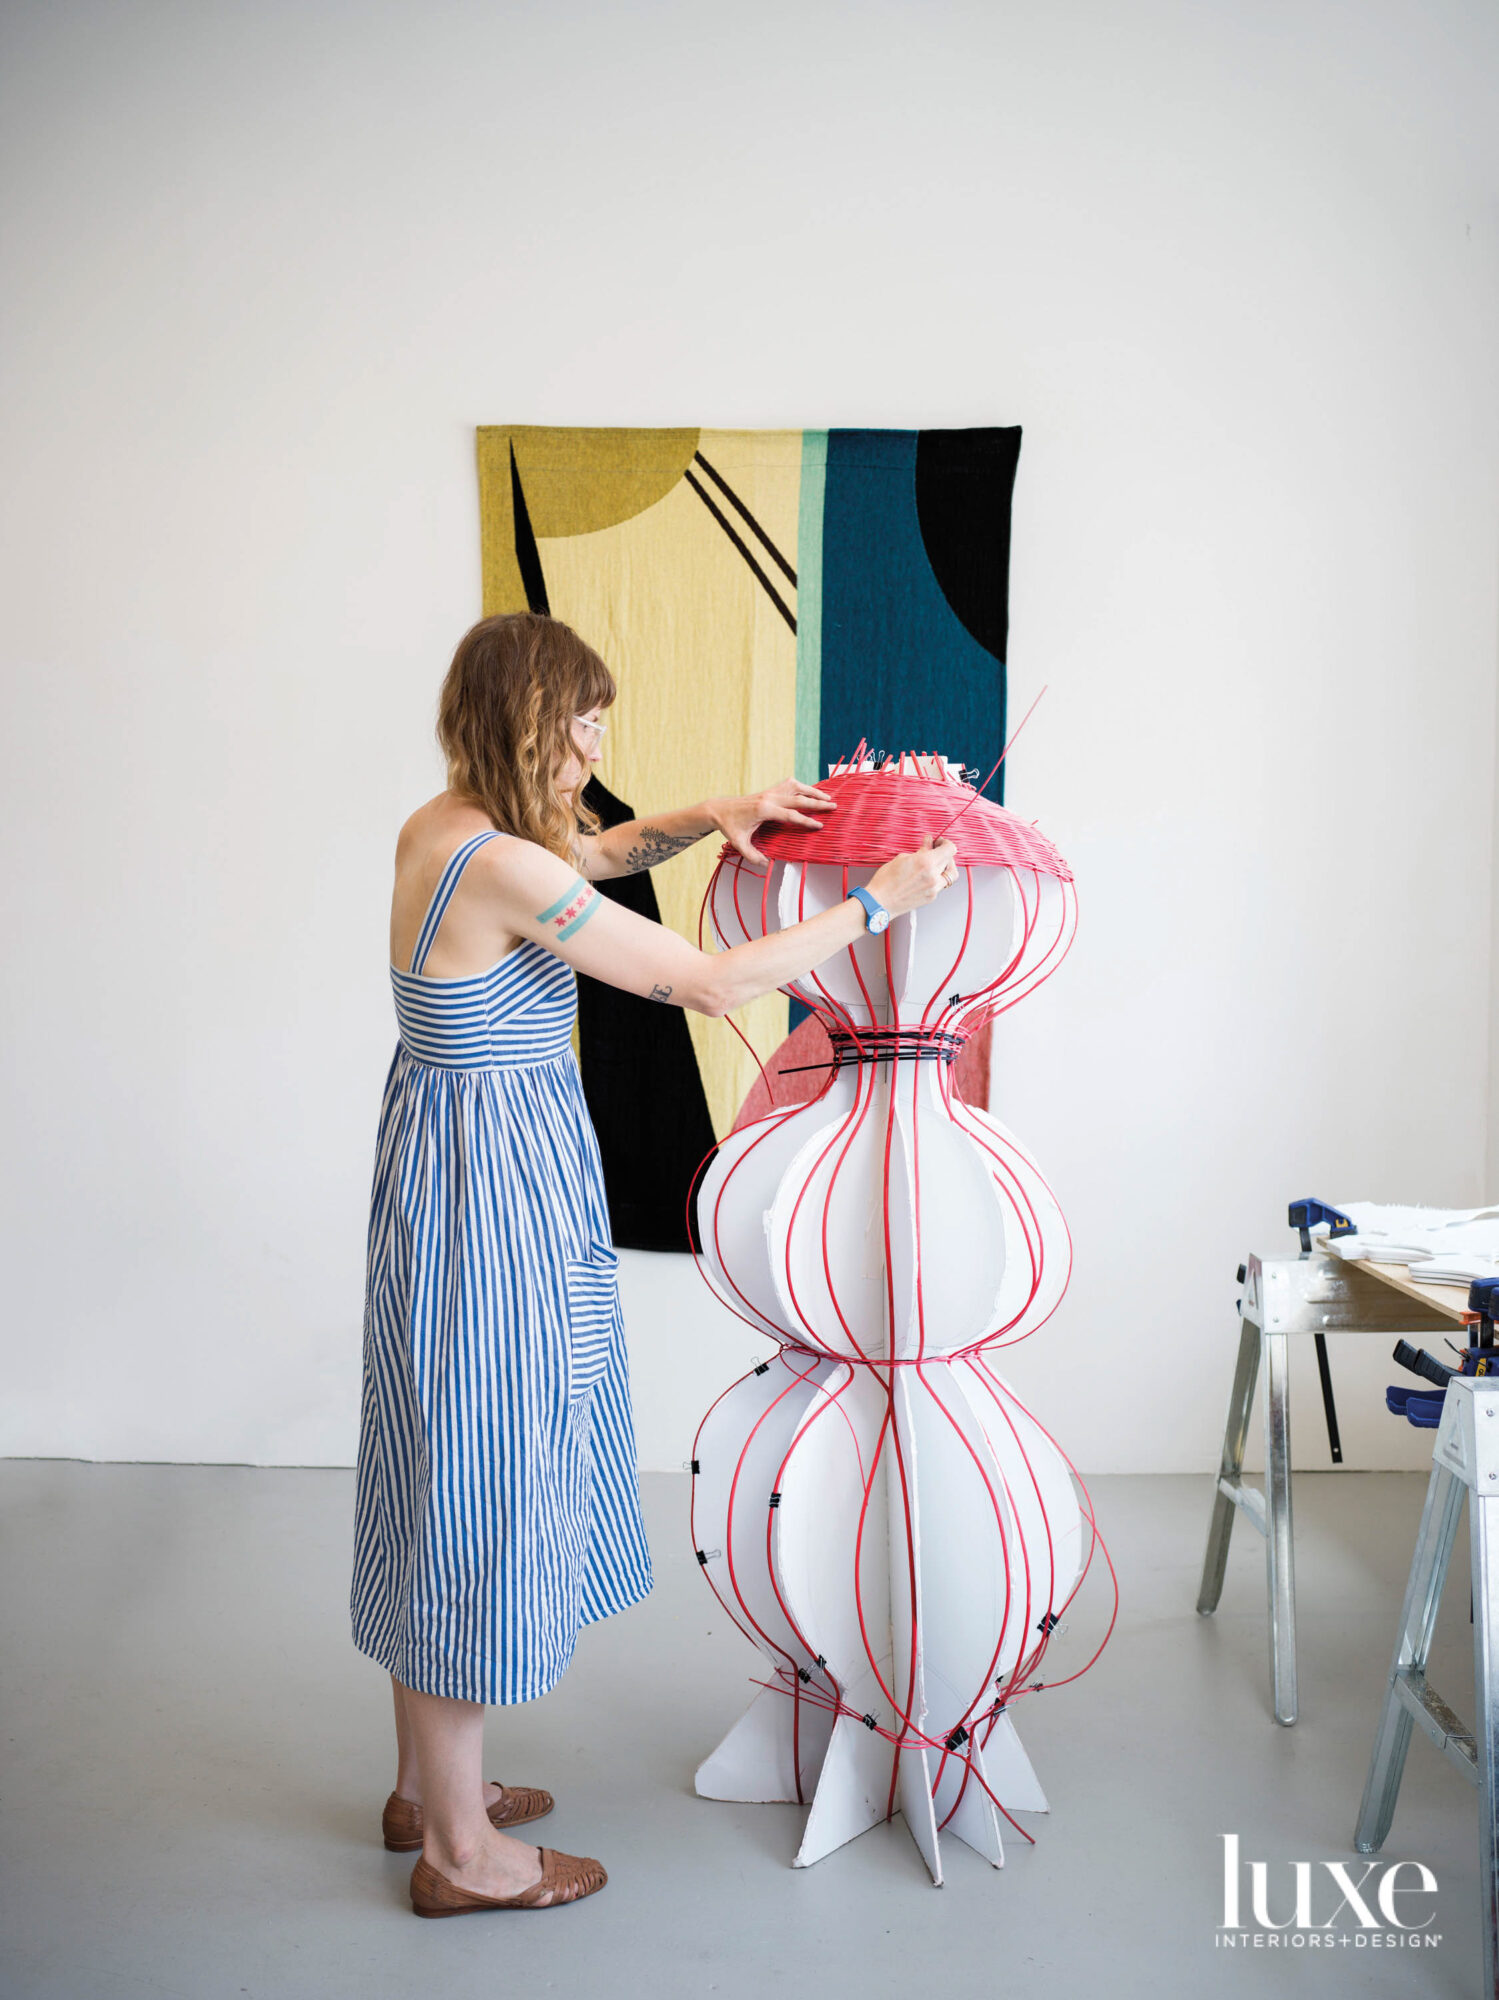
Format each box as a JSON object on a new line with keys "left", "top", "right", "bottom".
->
{"left": 475, "top": 425, "right": 1021, "bottom": 1250}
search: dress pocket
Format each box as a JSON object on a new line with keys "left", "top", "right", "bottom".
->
{"left": 562, "top": 1243, "right": 620, "bottom": 1400}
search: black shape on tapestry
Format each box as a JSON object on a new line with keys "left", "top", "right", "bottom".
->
{"left": 510, "top": 444, "right": 550, "bottom": 615}
{"left": 574, "top": 776, "right": 716, "bottom": 1251}
{"left": 913, "top": 428, "right": 1022, "bottom": 663}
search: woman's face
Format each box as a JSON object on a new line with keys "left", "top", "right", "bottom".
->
{"left": 556, "top": 704, "right": 606, "bottom": 797}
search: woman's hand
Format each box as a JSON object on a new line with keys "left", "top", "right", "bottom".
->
{"left": 867, "top": 836, "right": 959, "bottom": 917}
{"left": 708, "top": 779, "right": 836, "bottom": 866}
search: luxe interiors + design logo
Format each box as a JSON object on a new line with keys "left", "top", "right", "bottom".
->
{"left": 1217, "top": 1834, "right": 1442, "bottom": 1952}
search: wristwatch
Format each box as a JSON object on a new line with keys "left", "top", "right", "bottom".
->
{"left": 847, "top": 886, "right": 891, "bottom": 935}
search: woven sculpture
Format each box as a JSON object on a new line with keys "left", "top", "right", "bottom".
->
{"left": 688, "top": 752, "right": 1112, "bottom": 1883}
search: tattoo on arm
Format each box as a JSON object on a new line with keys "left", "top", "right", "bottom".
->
{"left": 648, "top": 983, "right": 673, "bottom": 1002}
{"left": 620, "top": 823, "right": 707, "bottom": 873}
{"left": 536, "top": 877, "right": 601, "bottom": 942}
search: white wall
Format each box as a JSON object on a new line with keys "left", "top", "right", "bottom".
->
{"left": 1490, "top": 626, "right": 1499, "bottom": 1205}
{"left": 3, "top": 0, "right": 1497, "bottom": 1476}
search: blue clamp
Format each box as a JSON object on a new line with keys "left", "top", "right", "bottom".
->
{"left": 1469, "top": 1277, "right": 1499, "bottom": 1351}
{"left": 1385, "top": 1384, "right": 1448, "bottom": 1429}
{"left": 1288, "top": 1199, "right": 1357, "bottom": 1253}
{"left": 1387, "top": 1339, "right": 1455, "bottom": 1430}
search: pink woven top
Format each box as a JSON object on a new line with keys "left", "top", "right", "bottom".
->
{"left": 745, "top": 767, "right": 1073, "bottom": 881}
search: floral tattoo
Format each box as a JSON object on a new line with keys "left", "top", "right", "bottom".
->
{"left": 621, "top": 823, "right": 706, "bottom": 873}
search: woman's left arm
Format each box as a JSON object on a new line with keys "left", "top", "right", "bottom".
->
{"left": 576, "top": 778, "right": 835, "bottom": 878}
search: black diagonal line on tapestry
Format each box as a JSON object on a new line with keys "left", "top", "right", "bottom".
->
{"left": 692, "top": 451, "right": 798, "bottom": 588}
{"left": 510, "top": 443, "right": 550, "bottom": 615}
{"left": 682, "top": 469, "right": 797, "bottom": 634}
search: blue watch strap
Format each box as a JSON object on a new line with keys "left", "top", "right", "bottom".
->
{"left": 848, "top": 886, "right": 886, "bottom": 929}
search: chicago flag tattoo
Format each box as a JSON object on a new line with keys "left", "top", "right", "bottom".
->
{"left": 538, "top": 878, "right": 600, "bottom": 941}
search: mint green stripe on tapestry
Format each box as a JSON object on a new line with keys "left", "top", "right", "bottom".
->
{"left": 555, "top": 896, "right": 600, "bottom": 940}
{"left": 795, "top": 430, "right": 827, "bottom": 784}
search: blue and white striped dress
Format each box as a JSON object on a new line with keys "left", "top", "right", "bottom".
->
{"left": 351, "top": 831, "right": 653, "bottom": 1703}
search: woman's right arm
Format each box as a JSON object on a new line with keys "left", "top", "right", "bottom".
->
{"left": 484, "top": 839, "right": 957, "bottom": 1017}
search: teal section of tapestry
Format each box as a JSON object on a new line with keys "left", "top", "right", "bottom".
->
{"left": 817, "top": 428, "right": 1019, "bottom": 796}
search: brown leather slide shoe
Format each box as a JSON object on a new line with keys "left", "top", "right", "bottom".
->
{"left": 409, "top": 1847, "right": 607, "bottom": 1916}
{"left": 382, "top": 1785, "right": 554, "bottom": 1853}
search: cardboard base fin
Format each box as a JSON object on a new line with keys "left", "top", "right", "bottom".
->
{"left": 896, "top": 1741, "right": 944, "bottom": 1885}
{"left": 983, "top": 1710, "right": 1049, "bottom": 1814}
{"left": 943, "top": 1739, "right": 1006, "bottom": 1869}
{"left": 793, "top": 1713, "right": 894, "bottom": 1868}
{"left": 695, "top": 1684, "right": 833, "bottom": 1803}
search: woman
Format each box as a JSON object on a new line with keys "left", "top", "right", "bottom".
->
{"left": 352, "top": 612, "right": 956, "bottom": 1918}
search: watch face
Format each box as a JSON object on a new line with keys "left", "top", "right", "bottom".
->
{"left": 869, "top": 907, "right": 890, "bottom": 934}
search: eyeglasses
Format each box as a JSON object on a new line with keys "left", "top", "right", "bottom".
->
{"left": 572, "top": 714, "right": 608, "bottom": 750}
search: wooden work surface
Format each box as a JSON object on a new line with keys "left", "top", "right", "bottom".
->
{"left": 1316, "top": 1246, "right": 1472, "bottom": 1326}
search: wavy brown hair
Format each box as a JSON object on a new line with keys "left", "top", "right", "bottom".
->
{"left": 436, "top": 614, "right": 616, "bottom": 860}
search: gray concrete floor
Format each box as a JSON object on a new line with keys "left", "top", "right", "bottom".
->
{"left": 0, "top": 1462, "right": 1484, "bottom": 1998}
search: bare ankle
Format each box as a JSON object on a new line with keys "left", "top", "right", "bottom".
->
{"left": 425, "top": 1832, "right": 484, "bottom": 1872}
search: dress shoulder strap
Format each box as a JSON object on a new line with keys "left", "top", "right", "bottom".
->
{"left": 409, "top": 831, "right": 505, "bottom": 974}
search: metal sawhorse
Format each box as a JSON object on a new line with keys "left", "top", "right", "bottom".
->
{"left": 1196, "top": 1244, "right": 1462, "bottom": 1724}
{"left": 1355, "top": 1374, "right": 1499, "bottom": 1997}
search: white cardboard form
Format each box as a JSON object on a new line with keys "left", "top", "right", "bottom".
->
{"left": 691, "top": 815, "right": 1097, "bottom": 1886}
